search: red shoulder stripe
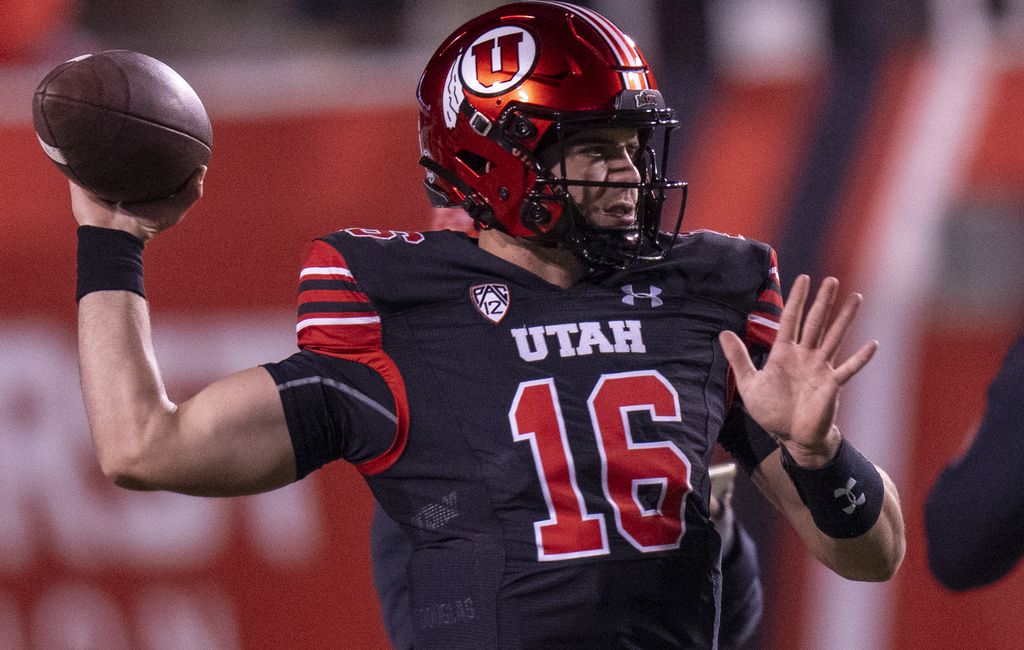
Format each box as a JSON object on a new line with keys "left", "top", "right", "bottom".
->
{"left": 744, "top": 248, "right": 783, "bottom": 351}
{"left": 296, "top": 239, "right": 407, "bottom": 473}
{"left": 296, "top": 239, "right": 382, "bottom": 353}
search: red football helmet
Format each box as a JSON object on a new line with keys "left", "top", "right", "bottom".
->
{"left": 417, "top": 1, "right": 687, "bottom": 270}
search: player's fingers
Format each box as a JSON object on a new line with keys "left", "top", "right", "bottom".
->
{"left": 777, "top": 274, "right": 809, "bottom": 343}
{"left": 834, "top": 339, "right": 878, "bottom": 384}
{"left": 719, "top": 330, "right": 758, "bottom": 384}
{"left": 119, "top": 166, "right": 205, "bottom": 230}
{"left": 799, "top": 276, "right": 838, "bottom": 347}
{"left": 69, "top": 179, "right": 115, "bottom": 208}
{"left": 170, "top": 165, "right": 206, "bottom": 208}
{"left": 819, "top": 291, "right": 863, "bottom": 360}
{"left": 68, "top": 180, "right": 131, "bottom": 231}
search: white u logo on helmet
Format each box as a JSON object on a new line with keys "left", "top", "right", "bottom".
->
{"left": 460, "top": 26, "right": 537, "bottom": 96}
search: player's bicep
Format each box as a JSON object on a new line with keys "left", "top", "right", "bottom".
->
{"left": 156, "top": 366, "right": 296, "bottom": 496}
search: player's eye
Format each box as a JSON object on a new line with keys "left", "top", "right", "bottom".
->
{"left": 571, "top": 144, "right": 604, "bottom": 158}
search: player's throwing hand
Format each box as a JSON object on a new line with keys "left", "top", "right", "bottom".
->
{"left": 69, "top": 166, "right": 206, "bottom": 243}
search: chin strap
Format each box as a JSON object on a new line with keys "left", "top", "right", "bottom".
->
{"left": 418, "top": 156, "right": 498, "bottom": 228}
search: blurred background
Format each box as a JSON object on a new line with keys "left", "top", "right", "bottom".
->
{"left": 2, "top": 0, "right": 1023, "bottom": 648}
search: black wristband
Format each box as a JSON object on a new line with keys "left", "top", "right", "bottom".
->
{"left": 76, "top": 226, "right": 145, "bottom": 301}
{"left": 780, "top": 438, "right": 884, "bottom": 539}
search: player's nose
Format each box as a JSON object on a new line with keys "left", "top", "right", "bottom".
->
{"left": 607, "top": 149, "right": 642, "bottom": 184}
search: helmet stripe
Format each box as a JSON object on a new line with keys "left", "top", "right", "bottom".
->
{"left": 539, "top": 1, "right": 650, "bottom": 90}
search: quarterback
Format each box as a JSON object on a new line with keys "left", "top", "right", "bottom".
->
{"left": 69, "top": 2, "right": 904, "bottom": 647}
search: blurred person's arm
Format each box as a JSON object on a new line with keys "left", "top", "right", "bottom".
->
{"left": 718, "top": 519, "right": 763, "bottom": 649}
{"left": 709, "top": 464, "right": 763, "bottom": 648}
{"left": 925, "top": 336, "right": 1024, "bottom": 590}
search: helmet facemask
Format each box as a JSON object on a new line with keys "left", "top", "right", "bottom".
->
{"left": 512, "top": 97, "right": 688, "bottom": 273}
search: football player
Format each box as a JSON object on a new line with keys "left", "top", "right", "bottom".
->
{"left": 69, "top": 2, "right": 905, "bottom": 647}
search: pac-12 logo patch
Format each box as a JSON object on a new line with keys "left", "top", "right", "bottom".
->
{"left": 471, "top": 283, "right": 510, "bottom": 324}
{"left": 460, "top": 26, "right": 537, "bottom": 96}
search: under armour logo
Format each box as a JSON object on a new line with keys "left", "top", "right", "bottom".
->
{"left": 621, "top": 284, "right": 663, "bottom": 307}
{"left": 835, "top": 477, "right": 867, "bottom": 514}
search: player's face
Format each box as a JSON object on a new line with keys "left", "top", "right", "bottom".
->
{"left": 549, "top": 127, "right": 642, "bottom": 230}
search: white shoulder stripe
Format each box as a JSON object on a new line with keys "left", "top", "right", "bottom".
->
{"left": 748, "top": 314, "right": 781, "bottom": 330}
{"left": 296, "top": 316, "right": 380, "bottom": 332}
{"left": 300, "top": 266, "right": 353, "bottom": 279}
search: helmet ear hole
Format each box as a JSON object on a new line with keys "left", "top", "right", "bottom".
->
{"left": 455, "top": 149, "right": 490, "bottom": 176}
{"left": 502, "top": 112, "right": 538, "bottom": 142}
{"left": 521, "top": 199, "right": 552, "bottom": 228}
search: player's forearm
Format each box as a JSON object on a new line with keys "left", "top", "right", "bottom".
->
{"left": 78, "top": 290, "right": 178, "bottom": 490}
{"left": 757, "top": 450, "right": 905, "bottom": 581}
{"left": 810, "top": 469, "right": 905, "bottom": 581}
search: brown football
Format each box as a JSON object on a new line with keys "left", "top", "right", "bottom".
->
{"left": 32, "top": 50, "right": 212, "bottom": 203}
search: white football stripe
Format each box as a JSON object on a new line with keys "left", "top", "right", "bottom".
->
{"left": 747, "top": 314, "right": 780, "bottom": 330}
{"left": 574, "top": 4, "right": 643, "bottom": 66}
{"left": 35, "top": 134, "right": 67, "bottom": 165}
{"left": 545, "top": 1, "right": 637, "bottom": 66}
{"left": 296, "top": 316, "right": 380, "bottom": 332}
{"left": 299, "top": 266, "right": 352, "bottom": 279}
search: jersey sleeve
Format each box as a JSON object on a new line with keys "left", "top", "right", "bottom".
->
{"left": 263, "top": 350, "right": 398, "bottom": 479}
{"left": 744, "top": 247, "right": 783, "bottom": 353}
{"left": 718, "top": 246, "right": 784, "bottom": 473}
{"left": 266, "top": 238, "right": 411, "bottom": 477}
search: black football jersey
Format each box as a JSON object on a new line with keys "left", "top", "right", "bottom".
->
{"left": 264, "top": 228, "right": 783, "bottom": 649}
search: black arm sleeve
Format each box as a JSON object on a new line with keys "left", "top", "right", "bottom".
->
{"left": 719, "top": 347, "right": 780, "bottom": 474}
{"left": 924, "top": 335, "right": 1024, "bottom": 591}
{"left": 718, "top": 406, "right": 780, "bottom": 475}
{"left": 262, "top": 349, "right": 398, "bottom": 479}
{"left": 718, "top": 520, "right": 764, "bottom": 648}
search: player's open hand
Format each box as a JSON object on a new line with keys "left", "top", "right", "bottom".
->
{"left": 69, "top": 166, "right": 206, "bottom": 243}
{"left": 718, "top": 275, "right": 878, "bottom": 468}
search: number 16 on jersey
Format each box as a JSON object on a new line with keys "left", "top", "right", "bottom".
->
{"left": 510, "top": 370, "right": 693, "bottom": 561}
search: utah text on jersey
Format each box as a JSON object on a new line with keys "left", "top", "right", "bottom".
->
{"left": 511, "top": 320, "right": 646, "bottom": 362}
